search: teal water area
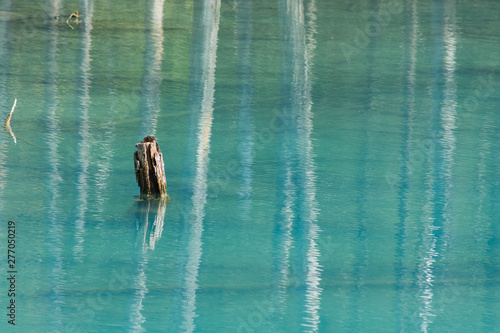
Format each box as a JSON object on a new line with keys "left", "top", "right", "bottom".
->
{"left": 1, "top": 0, "right": 500, "bottom": 332}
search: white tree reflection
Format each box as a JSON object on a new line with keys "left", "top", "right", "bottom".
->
{"left": 128, "top": 1, "right": 166, "bottom": 331}
{"left": 44, "top": 0, "right": 67, "bottom": 329}
{"left": 173, "top": 1, "right": 221, "bottom": 332}
{"left": 273, "top": 0, "right": 321, "bottom": 331}
{"left": 417, "top": 1, "right": 457, "bottom": 331}
{"left": 74, "top": 0, "right": 94, "bottom": 262}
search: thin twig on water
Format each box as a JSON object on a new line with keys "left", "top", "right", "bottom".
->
{"left": 66, "top": 11, "right": 79, "bottom": 29}
{"left": 4, "top": 98, "right": 17, "bottom": 143}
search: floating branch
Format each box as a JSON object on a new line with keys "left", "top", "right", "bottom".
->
{"left": 4, "top": 98, "right": 17, "bottom": 143}
{"left": 134, "top": 135, "right": 168, "bottom": 198}
{"left": 2, "top": 99, "right": 48, "bottom": 149}
{"left": 66, "top": 11, "right": 79, "bottom": 29}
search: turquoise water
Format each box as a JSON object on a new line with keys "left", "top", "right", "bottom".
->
{"left": 1, "top": 0, "right": 500, "bottom": 332}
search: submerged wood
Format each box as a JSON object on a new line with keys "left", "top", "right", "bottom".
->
{"left": 134, "top": 135, "right": 168, "bottom": 198}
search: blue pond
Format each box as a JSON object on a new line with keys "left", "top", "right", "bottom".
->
{"left": 0, "top": 0, "right": 499, "bottom": 332}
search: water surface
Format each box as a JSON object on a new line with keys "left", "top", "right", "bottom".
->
{"left": 1, "top": 0, "right": 500, "bottom": 332}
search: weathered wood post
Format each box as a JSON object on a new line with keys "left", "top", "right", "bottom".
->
{"left": 134, "top": 135, "right": 168, "bottom": 198}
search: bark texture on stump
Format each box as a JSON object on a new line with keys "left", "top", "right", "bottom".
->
{"left": 134, "top": 135, "right": 168, "bottom": 197}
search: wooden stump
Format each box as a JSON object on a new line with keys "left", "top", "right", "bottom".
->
{"left": 134, "top": 135, "right": 168, "bottom": 198}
